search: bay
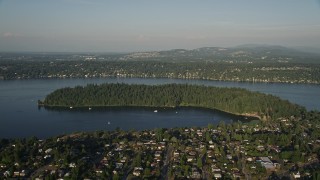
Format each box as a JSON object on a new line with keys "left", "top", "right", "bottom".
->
{"left": 0, "top": 78, "right": 319, "bottom": 138}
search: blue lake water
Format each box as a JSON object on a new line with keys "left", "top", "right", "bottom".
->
{"left": 0, "top": 78, "right": 319, "bottom": 138}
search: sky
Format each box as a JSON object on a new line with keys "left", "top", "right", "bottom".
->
{"left": 0, "top": 0, "right": 320, "bottom": 52}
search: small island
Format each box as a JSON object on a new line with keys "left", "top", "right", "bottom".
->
{"left": 40, "top": 83, "right": 305, "bottom": 120}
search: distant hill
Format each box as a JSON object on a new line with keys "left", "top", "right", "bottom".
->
{"left": 233, "top": 44, "right": 319, "bottom": 57}
{"left": 1, "top": 44, "right": 319, "bottom": 63}
{"left": 291, "top": 46, "right": 320, "bottom": 55}
{"left": 121, "top": 45, "right": 320, "bottom": 63}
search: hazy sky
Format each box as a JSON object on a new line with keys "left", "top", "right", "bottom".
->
{"left": 0, "top": 0, "right": 320, "bottom": 52}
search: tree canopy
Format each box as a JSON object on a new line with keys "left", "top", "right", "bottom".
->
{"left": 43, "top": 83, "right": 305, "bottom": 120}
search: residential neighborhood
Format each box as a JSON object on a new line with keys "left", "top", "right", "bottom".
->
{"left": 1, "top": 111, "right": 320, "bottom": 179}
{"left": 1, "top": 51, "right": 320, "bottom": 85}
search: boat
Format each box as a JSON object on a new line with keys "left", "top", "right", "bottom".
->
{"left": 69, "top": 106, "right": 73, "bottom": 109}
{"left": 107, "top": 121, "right": 111, "bottom": 125}
{"left": 154, "top": 110, "right": 158, "bottom": 113}
{"left": 89, "top": 107, "right": 92, "bottom": 110}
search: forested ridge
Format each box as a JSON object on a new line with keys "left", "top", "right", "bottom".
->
{"left": 43, "top": 83, "right": 305, "bottom": 120}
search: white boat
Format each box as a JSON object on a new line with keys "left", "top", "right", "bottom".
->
{"left": 107, "top": 121, "right": 111, "bottom": 125}
{"left": 89, "top": 107, "right": 92, "bottom": 110}
{"left": 154, "top": 110, "right": 158, "bottom": 113}
{"left": 69, "top": 106, "right": 73, "bottom": 109}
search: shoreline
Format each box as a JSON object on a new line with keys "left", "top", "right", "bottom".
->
{"left": 3, "top": 76, "right": 320, "bottom": 85}
{"left": 39, "top": 103, "right": 261, "bottom": 120}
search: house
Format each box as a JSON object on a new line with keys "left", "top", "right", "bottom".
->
{"left": 13, "top": 171, "right": 20, "bottom": 177}
{"left": 95, "top": 165, "right": 103, "bottom": 174}
{"left": 134, "top": 167, "right": 143, "bottom": 171}
{"left": 45, "top": 148, "right": 53, "bottom": 154}
{"left": 233, "top": 172, "right": 242, "bottom": 179}
{"left": 258, "top": 157, "right": 275, "bottom": 170}
{"left": 190, "top": 167, "right": 201, "bottom": 179}
{"left": 115, "top": 162, "right": 123, "bottom": 169}
{"left": 133, "top": 169, "right": 141, "bottom": 176}
{"left": 100, "top": 157, "right": 109, "bottom": 166}
{"left": 120, "top": 157, "right": 127, "bottom": 163}
{"left": 20, "top": 170, "right": 28, "bottom": 177}
{"left": 69, "top": 163, "right": 76, "bottom": 168}
{"left": 272, "top": 160, "right": 281, "bottom": 169}
{"left": 188, "top": 150, "right": 197, "bottom": 156}
{"left": 151, "top": 162, "right": 159, "bottom": 168}
{"left": 57, "top": 169, "right": 66, "bottom": 177}
{"left": 226, "top": 154, "right": 232, "bottom": 160}
{"left": 133, "top": 167, "right": 143, "bottom": 177}
{"left": 246, "top": 157, "right": 254, "bottom": 162}
{"left": 105, "top": 143, "right": 110, "bottom": 147}
{"left": 187, "top": 156, "right": 195, "bottom": 162}
{"left": 292, "top": 172, "right": 300, "bottom": 179}
{"left": 155, "top": 157, "right": 162, "bottom": 162}
{"left": 270, "top": 146, "right": 281, "bottom": 153}
{"left": 257, "top": 145, "right": 265, "bottom": 151}
{"left": 173, "top": 150, "right": 180, "bottom": 157}
{"left": 44, "top": 155, "right": 51, "bottom": 159}
{"left": 3, "top": 170, "right": 10, "bottom": 178}
{"left": 95, "top": 169, "right": 103, "bottom": 174}
{"left": 155, "top": 151, "right": 162, "bottom": 157}
{"left": 207, "top": 150, "right": 214, "bottom": 158}
{"left": 211, "top": 165, "right": 221, "bottom": 173}
{"left": 214, "top": 173, "right": 222, "bottom": 179}
{"left": 199, "top": 143, "right": 206, "bottom": 149}
{"left": 159, "top": 142, "right": 166, "bottom": 148}
{"left": 64, "top": 172, "right": 71, "bottom": 177}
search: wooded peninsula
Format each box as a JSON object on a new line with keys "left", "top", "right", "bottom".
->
{"left": 42, "top": 83, "right": 305, "bottom": 120}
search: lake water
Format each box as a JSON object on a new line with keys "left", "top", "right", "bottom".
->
{"left": 0, "top": 78, "right": 319, "bottom": 138}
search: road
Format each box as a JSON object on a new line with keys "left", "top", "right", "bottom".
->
{"left": 161, "top": 145, "right": 174, "bottom": 180}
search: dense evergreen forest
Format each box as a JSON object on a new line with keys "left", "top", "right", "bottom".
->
{"left": 43, "top": 83, "right": 305, "bottom": 120}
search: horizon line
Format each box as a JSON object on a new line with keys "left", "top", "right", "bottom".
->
{"left": 0, "top": 44, "right": 319, "bottom": 54}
